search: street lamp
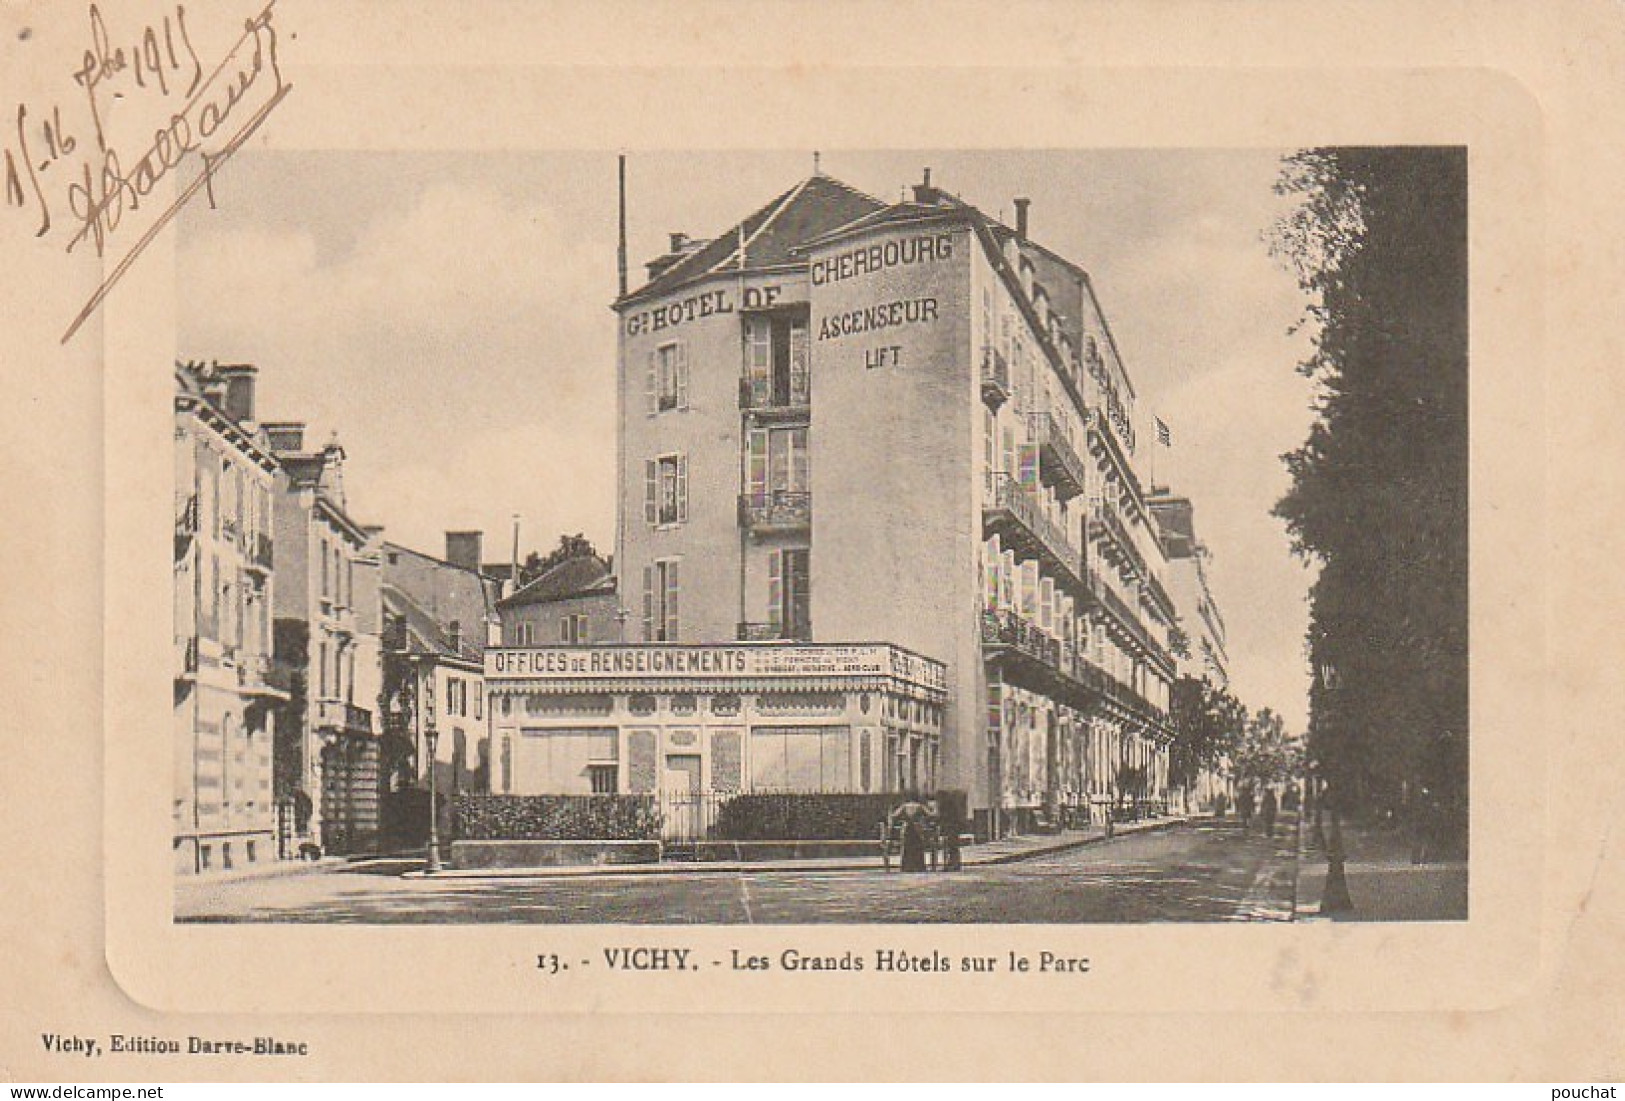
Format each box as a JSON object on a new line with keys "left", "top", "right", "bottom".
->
{"left": 424, "top": 724, "right": 443, "bottom": 874}
{"left": 1315, "top": 659, "right": 1353, "bottom": 914}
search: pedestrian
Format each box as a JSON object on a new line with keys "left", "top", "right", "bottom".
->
{"left": 889, "top": 792, "right": 932, "bottom": 873}
{"left": 1213, "top": 790, "right": 1228, "bottom": 820}
{"left": 1237, "top": 785, "right": 1255, "bottom": 831}
{"left": 1261, "top": 786, "right": 1278, "bottom": 838}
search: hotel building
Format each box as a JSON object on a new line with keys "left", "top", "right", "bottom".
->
{"left": 173, "top": 363, "right": 287, "bottom": 873}
{"left": 486, "top": 169, "right": 1180, "bottom": 837}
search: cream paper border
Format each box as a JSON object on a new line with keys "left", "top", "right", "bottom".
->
{"left": 5, "top": 0, "right": 1622, "bottom": 1081}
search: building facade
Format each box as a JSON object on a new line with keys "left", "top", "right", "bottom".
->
{"left": 1149, "top": 491, "right": 1234, "bottom": 811}
{"left": 486, "top": 643, "right": 947, "bottom": 837}
{"left": 380, "top": 536, "right": 502, "bottom": 818}
{"left": 486, "top": 169, "right": 1182, "bottom": 837}
{"left": 497, "top": 554, "right": 621, "bottom": 646}
{"left": 173, "top": 362, "right": 287, "bottom": 874}
{"left": 266, "top": 423, "right": 385, "bottom": 858}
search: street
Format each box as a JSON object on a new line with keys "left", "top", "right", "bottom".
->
{"left": 176, "top": 819, "right": 1300, "bottom": 924}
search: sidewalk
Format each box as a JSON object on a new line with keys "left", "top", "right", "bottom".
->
{"left": 402, "top": 814, "right": 1191, "bottom": 880}
{"left": 1294, "top": 817, "right": 1468, "bottom": 921}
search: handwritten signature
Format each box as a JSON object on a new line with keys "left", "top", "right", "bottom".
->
{"left": 2, "top": 2, "right": 292, "bottom": 344}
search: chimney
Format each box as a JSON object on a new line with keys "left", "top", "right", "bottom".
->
{"left": 262, "top": 421, "right": 306, "bottom": 453}
{"left": 216, "top": 363, "right": 258, "bottom": 424}
{"left": 445, "top": 531, "right": 484, "bottom": 572}
{"left": 1014, "top": 197, "right": 1031, "bottom": 240}
{"left": 911, "top": 167, "right": 937, "bottom": 205}
{"left": 669, "top": 232, "right": 689, "bottom": 253}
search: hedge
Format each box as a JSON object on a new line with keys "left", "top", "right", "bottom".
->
{"left": 450, "top": 794, "right": 661, "bottom": 841}
{"left": 711, "top": 793, "right": 899, "bottom": 841}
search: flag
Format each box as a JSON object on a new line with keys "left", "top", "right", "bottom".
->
{"left": 1155, "top": 416, "right": 1172, "bottom": 448}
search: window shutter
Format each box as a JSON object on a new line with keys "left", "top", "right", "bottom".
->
{"left": 644, "top": 460, "right": 657, "bottom": 525}
{"left": 642, "top": 566, "right": 654, "bottom": 641}
{"left": 747, "top": 318, "right": 771, "bottom": 405}
{"left": 788, "top": 322, "right": 809, "bottom": 404}
{"left": 768, "top": 550, "right": 783, "bottom": 631}
{"left": 646, "top": 350, "right": 657, "bottom": 415}
{"left": 665, "top": 561, "right": 680, "bottom": 641}
{"left": 747, "top": 430, "right": 767, "bottom": 502}
{"left": 789, "top": 428, "right": 809, "bottom": 493}
{"left": 675, "top": 454, "right": 689, "bottom": 523}
{"left": 675, "top": 343, "right": 689, "bottom": 409}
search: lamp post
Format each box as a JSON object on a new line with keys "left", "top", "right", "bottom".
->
{"left": 1315, "top": 660, "right": 1353, "bottom": 914}
{"left": 424, "top": 724, "right": 443, "bottom": 874}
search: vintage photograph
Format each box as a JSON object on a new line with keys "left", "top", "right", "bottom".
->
{"left": 169, "top": 147, "right": 1468, "bottom": 925}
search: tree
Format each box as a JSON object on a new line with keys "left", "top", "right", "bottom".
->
{"left": 1231, "top": 707, "right": 1300, "bottom": 789}
{"left": 1168, "top": 675, "right": 1247, "bottom": 794}
{"left": 1271, "top": 148, "right": 1469, "bottom": 848}
{"left": 519, "top": 533, "right": 600, "bottom": 586}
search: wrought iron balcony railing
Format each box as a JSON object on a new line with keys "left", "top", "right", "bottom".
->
{"left": 237, "top": 652, "right": 290, "bottom": 695}
{"left": 981, "top": 346, "right": 1011, "bottom": 409}
{"left": 248, "top": 531, "right": 274, "bottom": 571}
{"left": 316, "top": 698, "right": 373, "bottom": 735}
{"left": 1088, "top": 495, "right": 1149, "bottom": 579}
{"left": 982, "top": 609, "right": 1168, "bottom": 725}
{"left": 737, "top": 620, "right": 812, "bottom": 642}
{"left": 176, "top": 635, "right": 198, "bottom": 679}
{"left": 738, "top": 378, "right": 811, "bottom": 419}
{"left": 982, "top": 473, "right": 1086, "bottom": 596}
{"left": 1027, "top": 412, "right": 1089, "bottom": 500}
{"left": 738, "top": 490, "right": 811, "bottom": 533}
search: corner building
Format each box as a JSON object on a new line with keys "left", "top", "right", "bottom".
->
{"left": 500, "top": 171, "right": 1178, "bottom": 838}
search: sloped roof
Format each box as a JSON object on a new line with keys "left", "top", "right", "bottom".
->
{"left": 497, "top": 555, "right": 615, "bottom": 610}
{"left": 618, "top": 174, "right": 887, "bottom": 306}
{"left": 382, "top": 584, "right": 483, "bottom": 665}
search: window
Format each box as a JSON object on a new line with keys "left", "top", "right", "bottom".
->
{"left": 644, "top": 454, "right": 689, "bottom": 527}
{"left": 588, "top": 764, "right": 618, "bottom": 794}
{"left": 643, "top": 558, "right": 680, "bottom": 642}
{"left": 318, "top": 642, "right": 328, "bottom": 698}
{"left": 744, "top": 427, "right": 808, "bottom": 503}
{"left": 742, "top": 315, "right": 810, "bottom": 408}
{"left": 560, "top": 613, "right": 589, "bottom": 644}
{"left": 647, "top": 341, "right": 689, "bottom": 413}
{"left": 474, "top": 682, "right": 483, "bottom": 720}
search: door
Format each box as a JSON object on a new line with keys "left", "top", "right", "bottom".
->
{"left": 660, "top": 754, "right": 703, "bottom": 842}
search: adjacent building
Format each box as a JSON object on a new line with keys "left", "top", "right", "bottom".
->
{"left": 496, "top": 553, "right": 620, "bottom": 646}
{"left": 1148, "top": 492, "right": 1230, "bottom": 690}
{"left": 1149, "top": 491, "right": 1234, "bottom": 812}
{"left": 486, "top": 170, "right": 1181, "bottom": 837}
{"left": 379, "top": 535, "right": 503, "bottom": 823}
{"left": 265, "top": 422, "right": 385, "bottom": 858}
{"left": 173, "top": 362, "right": 287, "bottom": 874}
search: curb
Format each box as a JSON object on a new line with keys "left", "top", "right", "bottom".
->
{"left": 401, "top": 816, "right": 1192, "bottom": 880}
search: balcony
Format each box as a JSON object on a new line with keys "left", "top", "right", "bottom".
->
{"left": 1088, "top": 496, "right": 1149, "bottom": 579}
{"left": 1027, "top": 412, "right": 1089, "bottom": 500}
{"left": 737, "top": 621, "right": 812, "bottom": 642}
{"left": 175, "top": 636, "right": 198, "bottom": 680}
{"left": 1086, "top": 408, "right": 1144, "bottom": 506}
{"left": 982, "top": 473, "right": 1086, "bottom": 596}
{"left": 738, "top": 490, "right": 811, "bottom": 534}
{"left": 237, "top": 652, "right": 291, "bottom": 697}
{"left": 1087, "top": 573, "right": 1163, "bottom": 664}
{"left": 316, "top": 698, "right": 373, "bottom": 736}
{"left": 245, "top": 531, "right": 274, "bottom": 572}
{"left": 981, "top": 346, "right": 1011, "bottom": 409}
{"left": 175, "top": 495, "right": 198, "bottom": 560}
{"left": 982, "top": 609, "right": 1168, "bottom": 726}
{"left": 738, "top": 378, "right": 810, "bottom": 422}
